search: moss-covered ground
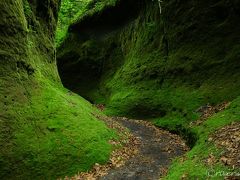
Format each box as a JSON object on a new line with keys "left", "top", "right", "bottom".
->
{"left": 0, "top": 77, "right": 117, "bottom": 179}
{"left": 163, "top": 97, "right": 240, "bottom": 179}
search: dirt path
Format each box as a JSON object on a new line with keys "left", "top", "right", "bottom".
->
{"left": 101, "top": 117, "right": 189, "bottom": 180}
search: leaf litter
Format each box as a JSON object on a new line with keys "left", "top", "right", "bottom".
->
{"left": 61, "top": 116, "right": 189, "bottom": 180}
{"left": 209, "top": 122, "right": 240, "bottom": 169}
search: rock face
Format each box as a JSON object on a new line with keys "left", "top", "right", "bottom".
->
{"left": 58, "top": 0, "right": 240, "bottom": 119}
{"left": 0, "top": 0, "right": 59, "bottom": 81}
{"left": 0, "top": 0, "right": 114, "bottom": 178}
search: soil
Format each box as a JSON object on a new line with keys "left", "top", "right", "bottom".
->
{"left": 101, "top": 117, "right": 189, "bottom": 180}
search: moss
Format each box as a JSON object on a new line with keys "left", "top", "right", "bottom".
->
{"left": 56, "top": 0, "right": 120, "bottom": 47}
{"left": 164, "top": 97, "right": 240, "bottom": 179}
{"left": 58, "top": 0, "right": 240, "bottom": 120}
{"left": 57, "top": 0, "right": 240, "bottom": 178}
{"left": 23, "top": 0, "right": 32, "bottom": 17}
{"left": 71, "top": 0, "right": 119, "bottom": 25}
{"left": 0, "top": 78, "right": 116, "bottom": 179}
{"left": 0, "top": 0, "right": 116, "bottom": 179}
{"left": 55, "top": 0, "right": 91, "bottom": 47}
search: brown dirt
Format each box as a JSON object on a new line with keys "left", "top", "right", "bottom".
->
{"left": 101, "top": 117, "right": 189, "bottom": 180}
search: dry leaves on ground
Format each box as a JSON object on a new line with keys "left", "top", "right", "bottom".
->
{"left": 61, "top": 115, "right": 140, "bottom": 180}
{"left": 209, "top": 122, "right": 240, "bottom": 169}
{"left": 130, "top": 119, "right": 189, "bottom": 151}
{"left": 190, "top": 101, "right": 230, "bottom": 127}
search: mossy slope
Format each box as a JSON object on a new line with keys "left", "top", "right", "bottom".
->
{"left": 163, "top": 97, "right": 240, "bottom": 179}
{"left": 57, "top": 0, "right": 240, "bottom": 178}
{"left": 0, "top": 0, "right": 115, "bottom": 179}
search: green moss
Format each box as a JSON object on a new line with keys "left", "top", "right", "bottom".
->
{"left": 58, "top": 0, "right": 240, "bottom": 119}
{"left": 0, "top": 0, "right": 117, "bottom": 179}
{"left": 95, "top": 0, "right": 119, "bottom": 11}
{"left": 0, "top": 77, "right": 116, "bottom": 179}
{"left": 56, "top": 0, "right": 91, "bottom": 47}
{"left": 57, "top": 0, "right": 240, "bottom": 178}
{"left": 164, "top": 97, "right": 240, "bottom": 179}
{"left": 23, "top": 0, "right": 32, "bottom": 17}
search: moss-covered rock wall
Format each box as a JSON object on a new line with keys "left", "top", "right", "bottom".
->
{"left": 58, "top": 0, "right": 240, "bottom": 120}
{"left": 0, "top": 0, "right": 115, "bottom": 179}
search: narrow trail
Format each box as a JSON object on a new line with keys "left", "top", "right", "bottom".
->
{"left": 101, "top": 117, "right": 189, "bottom": 180}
